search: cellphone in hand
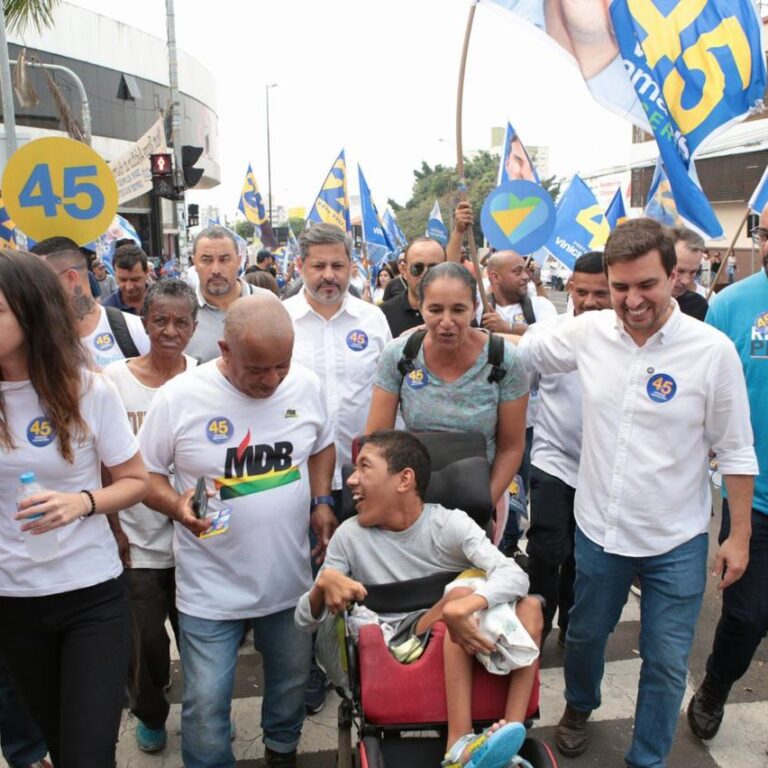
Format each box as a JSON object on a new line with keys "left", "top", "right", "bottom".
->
{"left": 191, "top": 477, "right": 208, "bottom": 520}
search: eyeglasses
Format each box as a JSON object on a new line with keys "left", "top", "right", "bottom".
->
{"left": 751, "top": 226, "right": 768, "bottom": 244}
{"left": 409, "top": 262, "right": 438, "bottom": 278}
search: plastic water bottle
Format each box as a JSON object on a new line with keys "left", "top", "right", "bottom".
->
{"left": 16, "top": 472, "right": 58, "bottom": 562}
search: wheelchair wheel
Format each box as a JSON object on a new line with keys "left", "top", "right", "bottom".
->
{"left": 519, "top": 736, "right": 558, "bottom": 767}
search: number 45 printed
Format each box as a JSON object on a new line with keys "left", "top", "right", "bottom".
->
{"left": 20, "top": 164, "right": 105, "bottom": 220}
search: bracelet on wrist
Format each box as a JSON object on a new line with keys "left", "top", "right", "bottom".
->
{"left": 310, "top": 495, "right": 335, "bottom": 510}
{"left": 80, "top": 489, "right": 96, "bottom": 518}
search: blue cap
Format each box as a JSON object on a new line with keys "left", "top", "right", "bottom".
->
{"left": 20, "top": 472, "right": 37, "bottom": 484}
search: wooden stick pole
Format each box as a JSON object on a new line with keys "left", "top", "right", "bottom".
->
{"left": 455, "top": 1, "right": 490, "bottom": 312}
{"left": 705, "top": 208, "right": 749, "bottom": 300}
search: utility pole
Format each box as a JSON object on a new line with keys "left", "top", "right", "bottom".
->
{"left": 165, "top": 0, "right": 186, "bottom": 269}
{"left": 0, "top": 6, "right": 18, "bottom": 160}
{"left": 266, "top": 83, "right": 277, "bottom": 224}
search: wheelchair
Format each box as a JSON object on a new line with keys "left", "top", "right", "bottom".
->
{"left": 331, "top": 432, "right": 558, "bottom": 768}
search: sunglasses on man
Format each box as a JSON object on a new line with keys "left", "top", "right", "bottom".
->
{"left": 409, "top": 262, "right": 438, "bottom": 277}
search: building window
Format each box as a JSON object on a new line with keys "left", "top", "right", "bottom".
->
{"left": 117, "top": 74, "right": 142, "bottom": 101}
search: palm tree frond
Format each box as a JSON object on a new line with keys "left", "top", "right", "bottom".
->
{"left": 4, "top": 0, "right": 61, "bottom": 35}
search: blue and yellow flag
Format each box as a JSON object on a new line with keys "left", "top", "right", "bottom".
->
{"left": 237, "top": 164, "right": 268, "bottom": 225}
{"left": 358, "top": 165, "right": 394, "bottom": 267}
{"left": 0, "top": 194, "right": 17, "bottom": 249}
{"left": 544, "top": 175, "right": 609, "bottom": 270}
{"left": 307, "top": 150, "right": 351, "bottom": 233}
{"left": 605, "top": 187, "right": 628, "bottom": 230}
{"left": 644, "top": 162, "right": 682, "bottom": 228}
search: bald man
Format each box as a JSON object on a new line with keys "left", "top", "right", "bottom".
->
{"left": 140, "top": 294, "right": 336, "bottom": 768}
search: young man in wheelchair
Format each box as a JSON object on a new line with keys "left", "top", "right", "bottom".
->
{"left": 295, "top": 430, "right": 543, "bottom": 768}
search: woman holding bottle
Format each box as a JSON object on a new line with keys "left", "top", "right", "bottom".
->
{"left": 0, "top": 249, "right": 148, "bottom": 767}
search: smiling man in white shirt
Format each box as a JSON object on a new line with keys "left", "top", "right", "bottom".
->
{"left": 515, "top": 218, "right": 758, "bottom": 768}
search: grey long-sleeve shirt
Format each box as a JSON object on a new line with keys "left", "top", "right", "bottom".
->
{"left": 295, "top": 503, "right": 529, "bottom": 631}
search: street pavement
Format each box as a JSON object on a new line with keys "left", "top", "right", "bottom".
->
{"left": 6, "top": 287, "right": 766, "bottom": 767}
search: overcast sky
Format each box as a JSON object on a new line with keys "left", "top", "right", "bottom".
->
{"left": 71, "top": 0, "right": 632, "bottom": 219}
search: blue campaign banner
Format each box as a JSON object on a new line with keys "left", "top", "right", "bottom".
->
{"left": 645, "top": 161, "right": 682, "bottom": 227}
{"left": 426, "top": 199, "right": 448, "bottom": 245}
{"left": 497, "top": 121, "right": 541, "bottom": 187}
{"left": 544, "top": 175, "right": 610, "bottom": 270}
{"left": 749, "top": 166, "right": 768, "bottom": 214}
{"left": 481, "top": 180, "right": 556, "bottom": 254}
{"left": 237, "top": 164, "right": 268, "bottom": 225}
{"left": 358, "top": 165, "right": 394, "bottom": 267}
{"left": 609, "top": 0, "right": 766, "bottom": 238}
{"left": 383, "top": 208, "right": 407, "bottom": 250}
{"left": 605, "top": 187, "right": 628, "bottom": 229}
{"left": 307, "top": 149, "right": 351, "bottom": 233}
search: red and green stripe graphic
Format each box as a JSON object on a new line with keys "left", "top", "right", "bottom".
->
{"left": 215, "top": 464, "right": 301, "bottom": 500}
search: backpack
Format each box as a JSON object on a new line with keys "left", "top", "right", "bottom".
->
{"left": 490, "top": 293, "right": 537, "bottom": 326}
{"left": 397, "top": 330, "right": 507, "bottom": 385}
{"left": 104, "top": 306, "right": 141, "bottom": 359}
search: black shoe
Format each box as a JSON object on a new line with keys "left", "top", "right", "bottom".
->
{"left": 556, "top": 704, "right": 590, "bottom": 757}
{"left": 304, "top": 660, "right": 328, "bottom": 715}
{"left": 687, "top": 675, "right": 729, "bottom": 740}
{"left": 264, "top": 747, "right": 297, "bottom": 767}
{"left": 557, "top": 627, "right": 567, "bottom": 649}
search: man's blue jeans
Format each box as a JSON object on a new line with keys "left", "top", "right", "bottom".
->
{"left": 564, "top": 527, "right": 708, "bottom": 768}
{"left": 179, "top": 607, "right": 312, "bottom": 768}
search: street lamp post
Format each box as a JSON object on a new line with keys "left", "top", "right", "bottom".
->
{"left": 266, "top": 83, "right": 278, "bottom": 224}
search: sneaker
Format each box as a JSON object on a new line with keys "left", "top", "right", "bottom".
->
{"left": 687, "top": 675, "right": 729, "bottom": 740}
{"left": 304, "top": 660, "right": 327, "bottom": 715}
{"left": 264, "top": 746, "right": 298, "bottom": 767}
{"left": 136, "top": 722, "right": 167, "bottom": 753}
{"left": 630, "top": 576, "right": 641, "bottom": 597}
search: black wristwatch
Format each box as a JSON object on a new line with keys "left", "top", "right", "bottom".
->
{"left": 310, "top": 495, "right": 335, "bottom": 509}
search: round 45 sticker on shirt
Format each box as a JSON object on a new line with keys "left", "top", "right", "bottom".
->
{"left": 405, "top": 367, "right": 429, "bottom": 390}
{"left": 94, "top": 332, "right": 115, "bottom": 352}
{"left": 206, "top": 417, "right": 233, "bottom": 444}
{"left": 27, "top": 417, "right": 55, "bottom": 447}
{"left": 346, "top": 329, "right": 369, "bottom": 351}
{"left": 646, "top": 373, "right": 677, "bottom": 403}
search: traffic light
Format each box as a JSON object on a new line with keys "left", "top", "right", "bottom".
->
{"left": 150, "top": 153, "right": 175, "bottom": 198}
{"left": 182, "top": 145, "right": 204, "bottom": 189}
{"left": 188, "top": 203, "right": 199, "bottom": 227}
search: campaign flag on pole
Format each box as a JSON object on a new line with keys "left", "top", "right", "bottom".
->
{"left": 307, "top": 149, "right": 351, "bottom": 233}
{"left": 748, "top": 166, "right": 768, "bottom": 214}
{"left": 644, "top": 161, "right": 683, "bottom": 228}
{"left": 0, "top": 194, "right": 17, "bottom": 249}
{"left": 237, "top": 164, "right": 277, "bottom": 248}
{"left": 358, "top": 165, "right": 394, "bottom": 268}
{"left": 544, "top": 175, "right": 609, "bottom": 270}
{"left": 605, "top": 187, "right": 628, "bottom": 229}
{"left": 497, "top": 121, "right": 540, "bottom": 186}
{"left": 426, "top": 200, "right": 448, "bottom": 245}
{"left": 96, "top": 214, "right": 142, "bottom": 271}
{"left": 482, "top": 0, "right": 767, "bottom": 239}
{"left": 383, "top": 208, "right": 407, "bottom": 250}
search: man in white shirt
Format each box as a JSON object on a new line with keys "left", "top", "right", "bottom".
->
{"left": 140, "top": 295, "right": 336, "bottom": 768}
{"left": 31, "top": 237, "right": 149, "bottom": 367}
{"left": 515, "top": 218, "right": 758, "bottom": 768}
{"left": 185, "top": 225, "right": 270, "bottom": 362}
{"left": 525, "top": 251, "right": 611, "bottom": 649}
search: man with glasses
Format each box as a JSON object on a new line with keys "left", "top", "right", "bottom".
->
{"left": 671, "top": 227, "right": 708, "bottom": 320}
{"left": 688, "top": 208, "right": 768, "bottom": 743}
{"left": 31, "top": 236, "right": 149, "bottom": 367}
{"left": 380, "top": 237, "right": 446, "bottom": 337}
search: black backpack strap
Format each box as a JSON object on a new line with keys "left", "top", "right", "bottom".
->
{"left": 104, "top": 306, "right": 141, "bottom": 359}
{"left": 520, "top": 294, "right": 537, "bottom": 326}
{"left": 486, "top": 333, "right": 507, "bottom": 384}
{"left": 397, "top": 329, "right": 427, "bottom": 379}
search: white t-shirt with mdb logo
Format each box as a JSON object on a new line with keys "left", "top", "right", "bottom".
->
{"left": 0, "top": 372, "right": 139, "bottom": 597}
{"left": 81, "top": 306, "right": 150, "bottom": 369}
{"left": 139, "top": 360, "right": 333, "bottom": 620}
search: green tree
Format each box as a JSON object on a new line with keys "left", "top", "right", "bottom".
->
{"left": 234, "top": 220, "right": 255, "bottom": 241}
{"left": 288, "top": 217, "right": 305, "bottom": 238}
{"left": 4, "top": 0, "right": 60, "bottom": 33}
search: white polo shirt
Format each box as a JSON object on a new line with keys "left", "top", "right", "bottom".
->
{"left": 528, "top": 313, "right": 583, "bottom": 489}
{"left": 139, "top": 360, "right": 333, "bottom": 620}
{"left": 517, "top": 303, "right": 758, "bottom": 557}
{"left": 283, "top": 290, "right": 392, "bottom": 489}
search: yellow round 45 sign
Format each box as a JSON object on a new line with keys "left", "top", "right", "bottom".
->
{"left": 2, "top": 137, "right": 118, "bottom": 245}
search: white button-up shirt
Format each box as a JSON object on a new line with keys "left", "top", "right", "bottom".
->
{"left": 517, "top": 303, "right": 758, "bottom": 557}
{"left": 284, "top": 291, "right": 392, "bottom": 488}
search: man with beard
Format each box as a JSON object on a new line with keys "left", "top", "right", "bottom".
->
{"left": 186, "top": 225, "right": 271, "bottom": 362}
{"left": 687, "top": 206, "right": 768, "bottom": 743}
{"left": 283, "top": 223, "right": 391, "bottom": 713}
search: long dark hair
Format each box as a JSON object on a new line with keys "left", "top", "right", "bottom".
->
{"left": 0, "top": 250, "right": 88, "bottom": 462}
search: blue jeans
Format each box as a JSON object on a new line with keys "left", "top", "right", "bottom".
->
{"left": 0, "top": 656, "right": 47, "bottom": 768}
{"left": 564, "top": 527, "right": 708, "bottom": 768}
{"left": 706, "top": 501, "right": 768, "bottom": 689}
{"left": 179, "top": 607, "right": 312, "bottom": 768}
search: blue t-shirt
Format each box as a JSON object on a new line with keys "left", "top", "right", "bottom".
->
{"left": 374, "top": 334, "right": 528, "bottom": 463}
{"left": 706, "top": 271, "right": 768, "bottom": 515}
